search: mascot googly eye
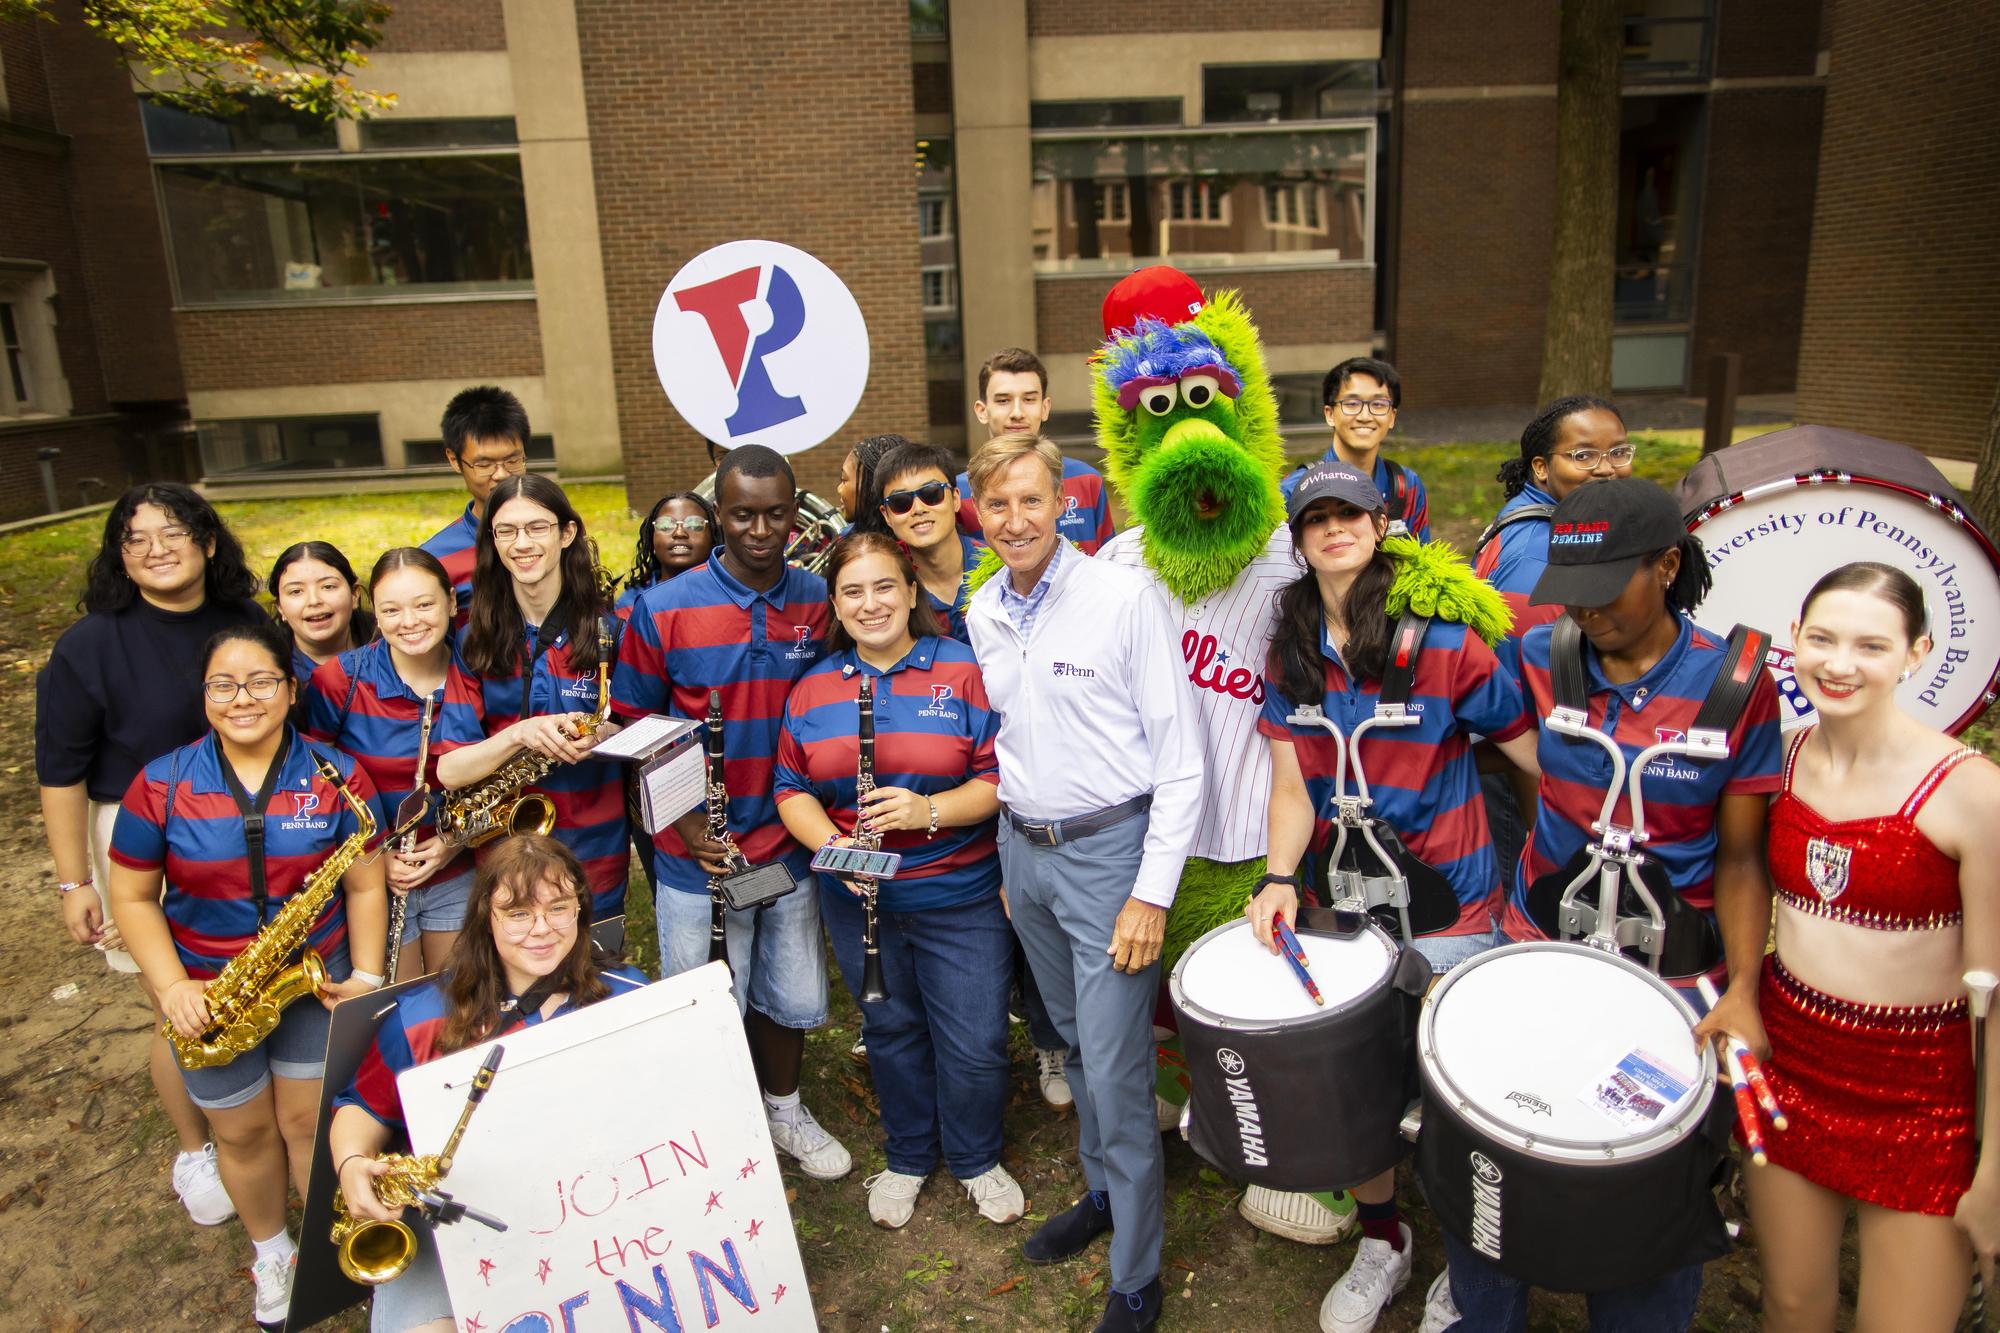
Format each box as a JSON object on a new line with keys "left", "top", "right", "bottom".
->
{"left": 1179, "top": 373, "right": 1221, "bottom": 410}
{"left": 1140, "top": 383, "right": 1179, "bottom": 416}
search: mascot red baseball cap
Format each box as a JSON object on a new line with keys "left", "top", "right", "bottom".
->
{"left": 1101, "top": 266, "right": 1205, "bottom": 338}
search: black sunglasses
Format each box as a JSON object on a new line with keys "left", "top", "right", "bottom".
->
{"left": 881, "top": 480, "right": 953, "bottom": 515}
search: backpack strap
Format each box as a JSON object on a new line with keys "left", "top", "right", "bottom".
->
{"left": 162, "top": 746, "right": 182, "bottom": 830}
{"left": 1474, "top": 502, "right": 1557, "bottom": 559}
{"left": 1687, "top": 624, "right": 1772, "bottom": 752}
{"left": 1380, "top": 609, "right": 1431, "bottom": 709}
{"left": 1549, "top": 612, "right": 1590, "bottom": 719}
{"left": 334, "top": 668, "right": 362, "bottom": 745}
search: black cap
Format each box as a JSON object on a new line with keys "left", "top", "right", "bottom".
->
{"left": 1528, "top": 478, "right": 1687, "bottom": 607}
{"left": 1286, "top": 460, "right": 1384, "bottom": 523}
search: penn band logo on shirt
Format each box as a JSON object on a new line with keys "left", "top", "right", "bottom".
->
{"left": 1549, "top": 519, "right": 1610, "bottom": 547}
{"left": 278, "top": 789, "right": 332, "bottom": 833}
{"left": 289, "top": 791, "right": 321, "bottom": 817}
{"left": 1063, "top": 494, "right": 1079, "bottom": 516}
{"left": 1051, "top": 661, "right": 1096, "bottom": 680}
{"left": 1643, "top": 726, "right": 1700, "bottom": 781}
{"left": 917, "top": 682, "right": 961, "bottom": 721}
{"left": 783, "top": 625, "right": 815, "bottom": 661}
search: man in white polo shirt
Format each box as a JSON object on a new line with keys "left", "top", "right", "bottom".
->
{"left": 966, "top": 434, "right": 1202, "bottom": 1333}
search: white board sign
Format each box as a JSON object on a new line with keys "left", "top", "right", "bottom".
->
{"left": 398, "top": 962, "right": 815, "bottom": 1332}
{"left": 652, "top": 239, "right": 870, "bottom": 456}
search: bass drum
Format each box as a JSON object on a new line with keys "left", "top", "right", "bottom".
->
{"left": 1415, "top": 942, "right": 1729, "bottom": 1292}
{"left": 693, "top": 470, "right": 845, "bottom": 573}
{"left": 1171, "top": 915, "right": 1429, "bottom": 1193}
{"left": 1677, "top": 424, "right": 2000, "bottom": 735}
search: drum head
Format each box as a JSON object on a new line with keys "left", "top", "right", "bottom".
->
{"left": 1421, "top": 944, "right": 1712, "bottom": 1161}
{"left": 1173, "top": 918, "right": 1395, "bottom": 1026}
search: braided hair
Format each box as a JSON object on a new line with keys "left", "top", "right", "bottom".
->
{"left": 1497, "top": 395, "right": 1623, "bottom": 498}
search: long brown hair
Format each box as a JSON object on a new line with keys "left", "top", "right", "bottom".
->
{"left": 462, "top": 474, "right": 607, "bottom": 678}
{"left": 822, "top": 531, "right": 947, "bottom": 653}
{"left": 437, "top": 835, "right": 619, "bottom": 1053}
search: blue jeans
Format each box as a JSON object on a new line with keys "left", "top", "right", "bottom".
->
{"left": 1440, "top": 1232, "right": 1705, "bottom": 1332}
{"left": 820, "top": 882, "right": 1012, "bottom": 1178}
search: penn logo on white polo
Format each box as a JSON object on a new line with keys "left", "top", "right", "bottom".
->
{"left": 1215, "top": 1048, "right": 1268, "bottom": 1167}
{"left": 1469, "top": 1151, "right": 1504, "bottom": 1259}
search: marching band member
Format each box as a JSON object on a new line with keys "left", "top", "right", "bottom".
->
{"left": 958, "top": 346, "right": 1116, "bottom": 554}
{"left": 965, "top": 435, "right": 1204, "bottom": 1333}
{"left": 422, "top": 386, "right": 534, "bottom": 622}
{"left": 306, "top": 549, "right": 486, "bottom": 976}
{"left": 35, "top": 481, "right": 263, "bottom": 1227}
{"left": 268, "top": 541, "right": 373, "bottom": 688}
{"left": 1245, "top": 462, "right": 1537, "bottom": 1333}
{"left": 440, "top": 475, "right": 629, "bottom": 919}
{"left": 837, "top": 432, "right": 905, "bottom": 537}
{"left": 107, "top": 620, "right": 388, "bottom": 1329}
{"left": 616, "top": 490, "right": 719, "bottom": 617}
{"left": 873, "top": 442, "right": 984, "bottom": 642}
{"left": 613, "top": 444, "right": 852, "bottom": 1179}
{"left": 330, "top": 835, "right": 645, "bottom": 1333}
{"left": 1435, "top": 478, "right": 1780, "bottom": 1332}
{"left": 1277, "top": 357, "right": 1433, "bottom": 543}
{"left": 773, "top": 532, "right": 1022, "bottom": 1229}
{"left": 1713, "top": 563, "right": 2000, "bottom": 1332}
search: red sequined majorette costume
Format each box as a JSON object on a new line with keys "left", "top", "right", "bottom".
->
{"left": 1755, "top": 727, "right": 1979, "bottom": 1215}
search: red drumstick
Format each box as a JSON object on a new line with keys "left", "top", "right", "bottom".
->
{"left": 1734, "top": 1047, "right": 1789, "bottom": 1130}
{"left": 1729, "top": 1070, "right": 1768, "bottom": 1166}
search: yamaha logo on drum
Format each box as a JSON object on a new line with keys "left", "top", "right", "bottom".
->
{"left": 1215, "top": 1048, "right": 1245, "bottom": 1075}
{"left": 1468, "top": 1151, "right": 1504, "bottom": 1260}
{"left": 1214, "top": 1048, "right": 1268, "bottom": 1167}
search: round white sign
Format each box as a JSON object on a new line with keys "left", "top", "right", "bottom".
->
{"left": 651, "top": 240, "right": 870, "bottom": 456}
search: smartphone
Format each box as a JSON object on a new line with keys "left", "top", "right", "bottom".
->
{"left": 810, "top": 844, "right": 903, "bottom": 881}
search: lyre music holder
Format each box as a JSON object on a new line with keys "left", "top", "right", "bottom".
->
{"left": 1286, "top": 702, "right": 1423, "bottom": 945}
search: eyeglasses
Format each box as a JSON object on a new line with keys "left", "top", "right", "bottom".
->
{"left": 1333, "top": 399, "right": 1395, "bottom": 418}
{"left": 204, "top": 675, "right": 287, "bottom": 704}
{"left": 460, "top": 454, "right": 529, "bottom": 479}
{"left": 493, "top": 898, "right": 581, "bottom": 936}
{"left": 121, "top": 526, "right": 193, "bottom": 556}
{"left": 492, "top": 520, "right": 558, "bottom": 544}
{"left": 1555, "top": 445, "right": 1639, "bottom": 469}
{"left": 662, "top": 515, "right": 710, "bottom": 533}
{"left": 882, "top": 481, "right": 953, "bottom": 515}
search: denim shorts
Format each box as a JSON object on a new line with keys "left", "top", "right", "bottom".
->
{"left": 403, "top": 867, "right": 475, "bottom": 937}
{"left": 1412, "top": 920, "right": 1503, "bottom": 975}
{"left": 177, "top": 950, "right": 350, "bottom": 1109}
{"left": 657, "top": 876, "right": 826, "bottom": 1029}
{"left": 368, "top": 1217, "right": 452, "bottom": 1331}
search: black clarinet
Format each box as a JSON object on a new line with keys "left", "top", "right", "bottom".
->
{"left": 855, "top": 676, "right": 889, "bottom": 1003}
{"left": 704, "top": 690, "right": 730, "bottom": 966}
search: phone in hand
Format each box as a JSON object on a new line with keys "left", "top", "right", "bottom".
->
{"left": 810, "top": 844, "right": 903, "bottom": 881}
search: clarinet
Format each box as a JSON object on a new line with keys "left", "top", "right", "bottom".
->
{"left": 855, "top": 676, "right": 889, "bottom": 1003}
{"left": 704, "top": 690, "right": 730, "bottom": 966}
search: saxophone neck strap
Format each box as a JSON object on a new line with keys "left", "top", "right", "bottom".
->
{"left": 217, "top": 730, "right": 293, "bottom": 924}
{"left": 497, "top": 972, "right": 565, "bottom": 1025}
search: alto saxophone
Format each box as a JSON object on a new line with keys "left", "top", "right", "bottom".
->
{"left": 167, "top": 756, "right": 376, "bottom": 1070}
{"left": 331, "top": 1045, "right": 505, "bottom": 1285}
{"left": 436, "top": 623, "right": 613, "bottom": 848}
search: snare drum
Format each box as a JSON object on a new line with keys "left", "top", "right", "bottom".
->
{"left": 1170, "top": 916, "right": 1421, "bottom": 1193}
{"left": 1415, "top": 942, "right": 1728, "bottom": 1291}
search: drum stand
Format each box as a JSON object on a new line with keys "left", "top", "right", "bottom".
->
{"left": 1544, "top": 705, "right": 1731, "bottom": 974}
{"left": 1287, "top": 704, "right": 1422, "bottom": 944}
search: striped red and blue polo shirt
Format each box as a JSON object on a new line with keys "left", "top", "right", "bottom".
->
{"left": 109, "top": 729, "right": 388, "bottom": 979}
{"left": 1475, "top": 481, "right": 1564, "bottom": 681}
{"left": 468, "top": 617, "right": 629, "bottom": 917}
{"left": 1501, "top": 614, "right": 1784, "bottom": 940}
{"left": 336, "top": 965, "right": 646, "bottom": 1134}
{"left": 304, "top": 638, "right": 487, "bottom": 887}
{"left": 957, "top": 455, "right": 1116, "bottom": 555}
{"left": 612, "top": 554, "right": 829, "bottom": 894}
{"left": 922, "top": 531, "right": 986, "bottom": 644}
{"left": 1257, "top": 618, "right": 1532, "bottom": 935}
{"left": 419, "top": 502, "right": 480, "bottom": 625}
{"left": 774, "top": 638, "right": 1001, "bottom": 912}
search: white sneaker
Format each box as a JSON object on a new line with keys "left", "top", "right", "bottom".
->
{"left": 863, "top": 1169, "right": 926, "bottom": 1227}
{"left": 1239, "top": 1185, "right": 1358, "bottom": 1244}
{"left": 1318, "top": 1223, "right": 1413, "bottom": 1333}
{"left": 849, "top": 1034, "right": 868, "bottom": 1062}
{"left": 961, "top": 1164, "right": 1025, "bottom": 1223}
{"left": 1419, "top": 1269, "right": 1461, "bottom": 1333}
{"left": 1035, "top": 1047, "right": 1073, "bottom": 1109}
{"left": 1156, "top": 1093, "right": 1182, "bottom": 1133}
{"left": 172, "top": 1144, "right": 235, "bottom": 1226}
{"left": 251, "top": 1250, "right": 295, "bottom": 1328}
{"left": 767, "top": 1102, "right": 853, "bottom": 1180}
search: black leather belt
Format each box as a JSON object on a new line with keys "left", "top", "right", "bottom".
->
{"left": 1004, "top": 793, "right": 1151, "bottom": 848}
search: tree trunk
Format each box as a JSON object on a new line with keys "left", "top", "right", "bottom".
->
{"left": 1969, "top": 377, "right": 2000, "bottom": 539}
{"left": 1537, "top": 0, "right": 1622, "bottom": 404}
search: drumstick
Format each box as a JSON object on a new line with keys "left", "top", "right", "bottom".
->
{"left": 1272, "top": 917, "right": 1324, "bottom": 1007}
{"left": 1692, "top": 976, "right": 1789, "bottom": 1129}
{"left": 1693, "top": 976, "right": 1777, "bottom": 1160}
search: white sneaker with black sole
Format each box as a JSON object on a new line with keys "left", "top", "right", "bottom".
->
{"left": 767, "top": 1101, "right": 853, "bottom": 1180}
{"left": 1419, "top": 1269, "right": 1461, "bottom": 1332}
{"left": 171, "top": 1143, "right": 235, "bottom": 1226}
{"left": 251, "top": 1250, "right": 295, "bottom": 1329}
{"left": 1319, "top": 1223, "right": 1413, "bottom": 1333}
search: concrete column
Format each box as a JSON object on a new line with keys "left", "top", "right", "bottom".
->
{"left": 949, "top": 0, "right": 1035, "bottom": 441}
{"left": 504, "top": 0, "right": 622, "bottom": 476}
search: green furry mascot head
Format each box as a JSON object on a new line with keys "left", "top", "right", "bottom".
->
{"left": 1094, "top": 275, "right": 1287, "bottom": 604}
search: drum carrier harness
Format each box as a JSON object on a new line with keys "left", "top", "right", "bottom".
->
{"left": 1286, "top": 608, "right": 1460, "bottom": 944}
{"left": 1526, "top": 614, "right": 1770, "bottom": 977}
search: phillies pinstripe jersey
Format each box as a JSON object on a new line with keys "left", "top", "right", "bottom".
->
{"left": 1095, "top": 523, "right": 1297, "bottom": 864}
{"left": 303, "top": 638, "right": 487, "bottom": 888}
{"left": 469, "top": 618, "right": 629, "bottom": 917}
{"left": 109, "top": 730, "right": 387, "bottom": 979}
{"left": 419, "top": 502, "right": 479, "bottom": 624}
{"left": 774, "top": 639, "right": 1001, "bottom": 912}
{"left": 612, "top": 555, "right": 830, "bottom": 893}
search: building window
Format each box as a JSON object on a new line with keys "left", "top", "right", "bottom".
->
{"left": 403, "top": 433, "right": 556, "bottom": 469}
{"left": 197, "top": 414, "right": 385, "bottom": 476}
{"left": 0, "top": 304, "right": 27, "bottom": 408}
{"left": 919, "top": 195, "right": 951, "bottom": 239}
{"left": 1032, "top": 124, "right": 1372, "bottom": 272}
{"left": 0, "top": 264, "right": 69, "bottom": 417}
{"left": 921, "top": 266, "right": 956, "bottom": 313}
{"left": 1203, "top": 63, "right": 1383, "bottom": 123}
{"left": 1031, "top": 99, "right": 1184, "bottom": 130}
{"left": 1621, "top": 0, "right": 1713, "bottom": 83}
{"left": 146, "top": 104, "right": 534, "bottom": 306}
{"left": 910, "top": 0, "right": 947, "bottom": 38}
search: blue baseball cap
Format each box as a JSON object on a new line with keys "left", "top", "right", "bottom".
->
{"left": 1286, "top": 460, "right": 1384, "bottom": 522}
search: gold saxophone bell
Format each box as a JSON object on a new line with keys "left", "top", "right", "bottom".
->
{"left": 334, "top": 1214, "right": 419, "bottom": 1285}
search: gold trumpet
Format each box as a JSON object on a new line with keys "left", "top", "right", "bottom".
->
{"left": 332, "top": 1045, "right": 505, "bottom": 1284}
